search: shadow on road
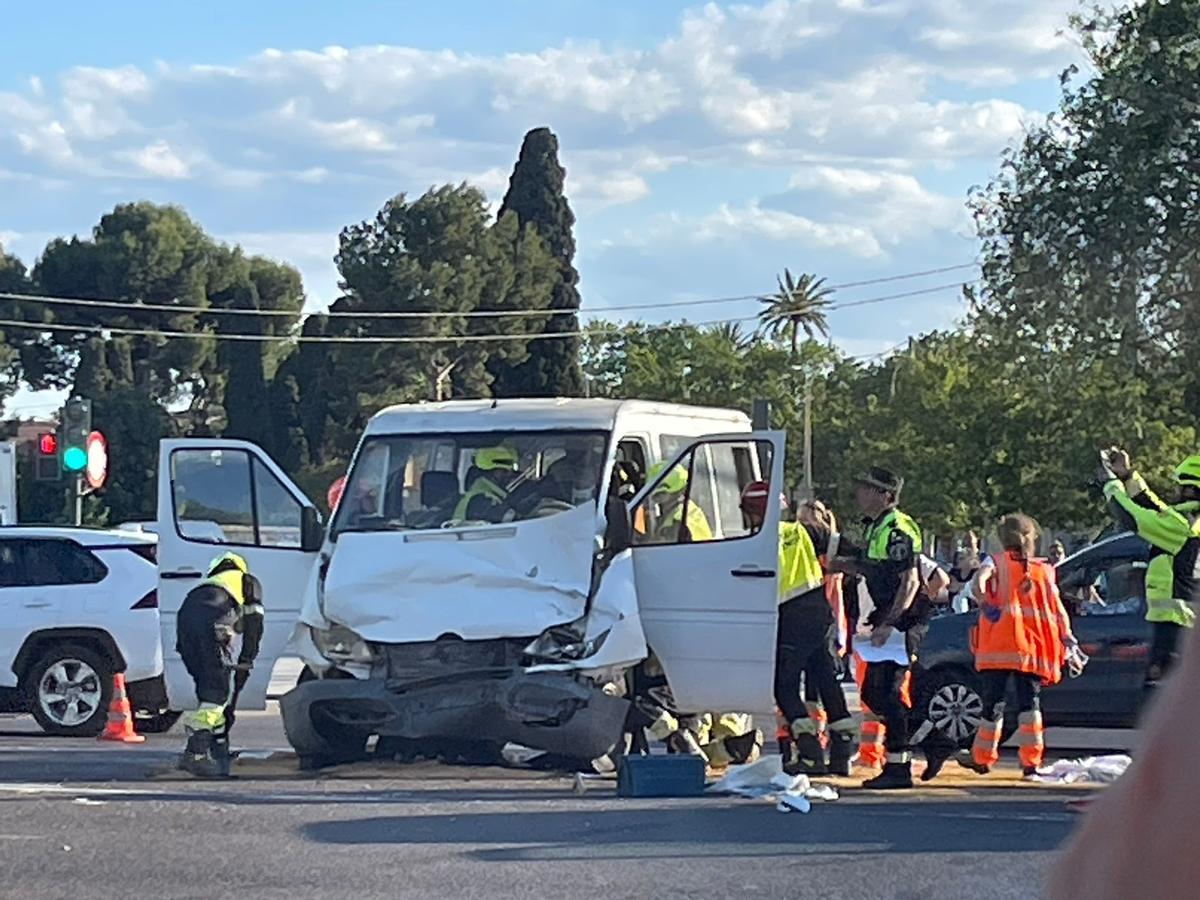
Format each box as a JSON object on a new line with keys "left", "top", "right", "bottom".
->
{"left": 299, "top": 801, "right": 1077, "bottom": 861}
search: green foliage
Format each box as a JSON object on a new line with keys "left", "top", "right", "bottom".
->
{"left": 490, "top": 127, "right": 584, "bottom": 397}
{"left": 86, "top": 388, "right": 176, "bottom": 525}
{"left": 757, "top": 270, "right": 833, "bottom": 355}
{"left": 299, "top": 184, "right": 557, "bottom": 463}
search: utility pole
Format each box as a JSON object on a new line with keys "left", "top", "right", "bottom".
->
{"left": 802, "top": 382, "right": 813, "bottom": 500}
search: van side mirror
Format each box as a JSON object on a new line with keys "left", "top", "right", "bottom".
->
{"left": 301, "top": 506, "right": 325, "bottom": 552}
{"left": 605, "top": 494, "right": 633, "bottom": 554}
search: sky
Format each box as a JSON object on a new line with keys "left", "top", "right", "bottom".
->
{"left": 1, "top": 0, "right": 1084, "bottom": 417}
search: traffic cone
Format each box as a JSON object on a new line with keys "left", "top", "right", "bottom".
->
{"left": 98, "top": 673, "right": 145, "bottom": 743}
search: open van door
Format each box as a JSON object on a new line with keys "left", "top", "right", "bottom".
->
{"left": 629, "top": 431, "right": 784, "bottom": 713}
{"left": 156, "top": 439, "right": 323, "bottom": 711}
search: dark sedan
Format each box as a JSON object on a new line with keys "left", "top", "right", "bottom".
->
{"left": 911, "top": 533, "right": 1150, "bottom": 747}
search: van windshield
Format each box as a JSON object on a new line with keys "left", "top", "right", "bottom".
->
{"left": 332, "top": 430, "right": 609, "bottom": 535}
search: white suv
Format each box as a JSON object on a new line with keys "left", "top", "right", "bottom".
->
{"left": 0, "top": 528, "right": 171, "bottom": 737}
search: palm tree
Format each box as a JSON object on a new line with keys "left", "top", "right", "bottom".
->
{"left": 757, "top": 269, "right": 833, "bottom": 357}
{"left": 711, "top": 321, "right": 755, "bottom": 351}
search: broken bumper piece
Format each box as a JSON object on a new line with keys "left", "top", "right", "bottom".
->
{"left": 280, "top": 670, "right": 629, "bottom": 762}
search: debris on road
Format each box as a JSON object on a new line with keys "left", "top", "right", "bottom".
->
{"left": 708, "top": 756, "right": 840, "bottom": 813}
{"left": 1029, "top": 754, "right": 1131, "bottom": 785}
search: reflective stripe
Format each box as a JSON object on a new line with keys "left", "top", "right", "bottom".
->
{"left": 791, "top": 718, "right": 819, "bottom": 737}
{"left": 185, "top": 703, "right": 226, "bottom": 732}
{"left": 886, "top": 751, "right": 911, "bottom": 764}
{"left": 974, "top": 650, "right": 1040, "bottom": 669}
{"left": 829, "top": 717, "right": 858, "bottom": 736}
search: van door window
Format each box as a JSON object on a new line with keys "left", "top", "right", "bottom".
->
{"left": 252, "top": 460, "right": 303, "bottom": 548}
{"left": 171, "top": 448, "right": 304, "bottom": 548}
{"left": 634, "top": 438, "right": 775, "bottom": 546}
{"left": 711, "top": 442, "right": 758, "bottom": 539}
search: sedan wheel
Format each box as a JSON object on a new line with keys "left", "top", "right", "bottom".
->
{"left": 927, "top": 682, "right": 984, "bottom": 744}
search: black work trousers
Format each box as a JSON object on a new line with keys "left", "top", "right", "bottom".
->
{"left": 176, "top": 598, "right": 236, "bottom": 708}
{"left": 775, "top": 591, "right": 850, "bottom": 725}
{"left": 979, "top": 669, "right": 1040, "bottom": 720}
{"left": 861, "top": 662, "right": 909, "bottom": 754}
{"left": 1149, "top": 621, "right": 1185, "bottom": 682}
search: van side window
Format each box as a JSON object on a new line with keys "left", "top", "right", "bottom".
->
{"left": 634, "top": 438, "right": 775, "bottom": 546}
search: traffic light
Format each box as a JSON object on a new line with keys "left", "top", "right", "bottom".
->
{"left": 59, "top": 398, "right": 92, "bottom": 474}
{"left": 34, "top": 432, "right": 60, "bottom": 482}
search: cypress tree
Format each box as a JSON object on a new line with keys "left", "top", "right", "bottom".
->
{"left": 491, "top": 127, "right": 585, "bottom": 397}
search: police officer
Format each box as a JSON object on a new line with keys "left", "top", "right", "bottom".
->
{"left": 176, "top": 553, "right": 264, "bottom": 777}
{"left": 741, "top": 482, "right": 856, "bottom": 776}
{"left": 1101, "top": 449, "right": 1200, "bottom": 684}
{"left": 454, "top": 446, "right": 520, "bottom": 522}
{"left": 836, "top": 466, "right": 925, "bottom": 790}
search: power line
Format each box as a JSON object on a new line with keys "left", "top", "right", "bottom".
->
{"left": 0, "top": 315, "right": 770, "bottom": 345}
{"left": 0, "top": 278, "right": 974, "bottom": 334}
{"left": 0, "top": 261, "right": 978, "bottom": 321}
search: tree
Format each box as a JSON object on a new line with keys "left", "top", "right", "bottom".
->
{"left": 757, "top": 270, "right": 833, "bottom": 356}
{"left": 489, "top": 127, "right": 585, "bottom": 397}
{"left": 0, "top": 245, "right": 32, "bottom": 407}
{"left": 34, "top": 203, "right": 215, "bottom": 400}
{"left": 307, "top": 184, "right": 556, "bottom": 463}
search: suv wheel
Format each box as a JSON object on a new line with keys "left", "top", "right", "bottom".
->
{"left": 27, "top": 644, "right": 114, "bottom": 737}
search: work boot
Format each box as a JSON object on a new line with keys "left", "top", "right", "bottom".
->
{"left": 178, "top": 731, "right": 223, "bottom": 778}
{"left": 721, "top": 729, "right": 763, "bottom": 766}
{"left": 862, "top": 761, "right": 913, "bottom": 790}
{"left": 212, "top": 735, "right": 232, "bottom": 777}
{"left": 784, "top": 732, "right": 828, "bottom": 776}
{"left": 956, "top": 751, "right": 990, "bottom": 775}
{"left": 921, "top": 748, "right": 953, "bottom": 782}
{"left": 827, "top": 728, "right": 856, "bottom": 777}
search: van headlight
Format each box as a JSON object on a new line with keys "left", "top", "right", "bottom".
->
{"left": 311, "top": 624, "right": 374, "bottom": 665}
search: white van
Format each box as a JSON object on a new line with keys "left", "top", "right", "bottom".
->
{"left": 154, "top": 398, "right": 784, "bottom": 764}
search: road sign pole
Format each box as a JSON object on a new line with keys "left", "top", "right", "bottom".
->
{"left": 74, "top": 474, "right": 83, "bottom": 526}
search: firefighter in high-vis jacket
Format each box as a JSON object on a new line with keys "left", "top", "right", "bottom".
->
{"left": 176, "top": 553, "right": 265, "bottom": 777}
{"left": 454, "top": 446, "right": 520, "bottom": 522}
{"left": 741, "top": 482, "right": 856, "bottom": 776}
{"left": 1101, "top": 449, "right": 1200, "bottom": 684}
{"left": 645, "top": 461, "right": 713, "bottom": 542}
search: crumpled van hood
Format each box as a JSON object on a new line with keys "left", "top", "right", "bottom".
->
{"left": 306, "top": 503, "right": 598, "bottom": 643}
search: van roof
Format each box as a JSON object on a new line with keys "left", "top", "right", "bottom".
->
{"left": 366, "top": 398, "right": 751, "bottom": 435}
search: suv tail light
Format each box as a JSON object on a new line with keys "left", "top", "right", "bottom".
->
{"left": 132, "top": 590, "right": 158, "bottom": 610}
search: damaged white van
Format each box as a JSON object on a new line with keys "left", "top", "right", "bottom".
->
{"left": 154, "top": 399, "right": 784, "bottom": 766}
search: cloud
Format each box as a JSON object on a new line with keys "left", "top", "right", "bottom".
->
{"left": 0, "top": 0, "right": 1079, "bottom": 191}
{"left": 662, "top": 201, "right": 886, "bottom": 258}
{"left": 117, "top": 140, "right": 192, "bottom": 179}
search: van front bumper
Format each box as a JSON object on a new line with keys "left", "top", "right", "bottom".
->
{"left": 280, "top": 669, "right": 629, "bottom": 762}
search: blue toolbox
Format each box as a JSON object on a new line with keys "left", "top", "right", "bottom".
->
{"left": 617, "top": 754, "right": 707, "bottom": 798}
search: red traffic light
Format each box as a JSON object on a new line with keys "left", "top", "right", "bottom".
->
{"left": 38, "top": 433, "right": 58, "bottom": 456}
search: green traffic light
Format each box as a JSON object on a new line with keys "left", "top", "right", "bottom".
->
{"left": 63, "top": 446, "right": 87, "bottom": 472}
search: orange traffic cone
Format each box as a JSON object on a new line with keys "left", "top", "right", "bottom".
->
{"left": 98, "top": 673, "right": 145, "bottom": 743}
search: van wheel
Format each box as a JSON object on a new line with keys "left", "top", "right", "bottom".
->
{"left": 26, "top": 645, "right": 114, "bottom": 737}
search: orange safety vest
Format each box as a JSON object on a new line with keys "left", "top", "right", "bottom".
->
{"left": 972, "top": 551, "right": 1069, "bottom": 685}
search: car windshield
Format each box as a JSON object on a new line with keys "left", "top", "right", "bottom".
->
{"left": 332, "top": 430, "right": 609, "bottom": 535}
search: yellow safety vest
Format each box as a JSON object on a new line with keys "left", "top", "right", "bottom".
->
{"left": 454, "top": 476, "right": 508, "bottom": 521}
{"left": 778, "top": 521, "right": 824, "bottom": 603}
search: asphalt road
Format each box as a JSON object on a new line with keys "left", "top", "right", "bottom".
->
{"left": 0, "top": 696, "right": 1123, "bottom": 900}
